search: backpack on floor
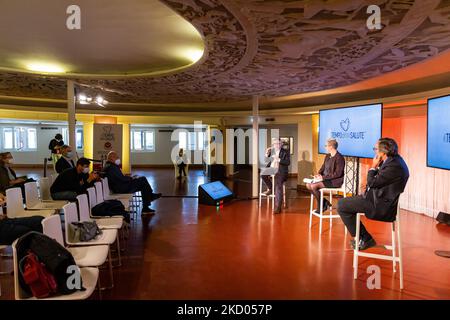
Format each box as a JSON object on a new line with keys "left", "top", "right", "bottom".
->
{"left": 16, "top": 231, "right": 84, "bottom": 297}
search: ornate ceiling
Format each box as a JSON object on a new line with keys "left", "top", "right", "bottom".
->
{"left": 1, "top": 0, "right": 450, "bottom": 112}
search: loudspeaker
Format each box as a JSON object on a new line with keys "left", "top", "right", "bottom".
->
{"left": 198, "top": 181, "right": 234, "bottom": 206}
{"left": 208, "top": 164, "right": 226, "bottom": 181}
{"left": 436, "top": 212, "right": 450, "bottom": 226}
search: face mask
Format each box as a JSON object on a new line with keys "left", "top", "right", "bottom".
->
{"left": 115, "top": 159, "right": 121, "bottom": 166}
{"left": 65, "top": 152, "right": 74, "bottom": 158}
{"left": 82, "top": 167, "right": 90, "bottom": 174}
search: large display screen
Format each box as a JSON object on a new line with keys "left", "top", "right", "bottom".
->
{"left": 428, "top": 95, "right": 450, "bottom": 170}
{"left": 319, "top": 103, "right": 383, "bottom": 158}
{"left": 200, "top": 181, "right": 233, "bottom": 200}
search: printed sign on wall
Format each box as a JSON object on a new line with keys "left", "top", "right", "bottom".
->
{"left": 93, "top": 124, "right": 123, "bottom": 170}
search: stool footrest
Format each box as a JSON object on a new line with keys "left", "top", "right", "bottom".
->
{"left": 310, "top": 210, "right": 341, "bottom": 219}
{"left": 355, "top": 251, "right": 400, "bottom": 262}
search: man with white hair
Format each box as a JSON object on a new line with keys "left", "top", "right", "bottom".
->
{"left": 102, "top": 151, "right": 161, "bottom": 215}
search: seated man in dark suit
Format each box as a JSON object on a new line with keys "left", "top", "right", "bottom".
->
{"left": 0, "top": 152, "right": 35, "bottom": 197}
{"left": 51, "top": 157, "right": 99, "bottom": 201}
{"left": 55, "top": 145, "right": 76, "bottom": 173}
{"left": 102, "top": 151, "right": 161, "bottom": 215}
{"left": 306, "top": 139, "right": 345, "bottom": 212}
{"left": 338, "top": 138, "right": 409, "bottom": 251}
{"left": 261, "top": 138, "right": 291, "bottom": 214}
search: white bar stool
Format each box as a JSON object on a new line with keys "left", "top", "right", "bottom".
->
{"left": 259, "top": 175, "right": 286, "bottom": 210}
{"left": 353, "top": 202, "right": 403, "bottom": 290}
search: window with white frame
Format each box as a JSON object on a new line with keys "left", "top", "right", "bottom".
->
{"left": 2, "top": 127, "right": 37, "bottom": 151}
{"left": 131, "top": 129, "right": 155, "bottom": 151}
{"left": 179, "top": 131, "right": 205, "bottom": 151}
{"left": 61, "top": 127, "right": 84, "bottom": 150}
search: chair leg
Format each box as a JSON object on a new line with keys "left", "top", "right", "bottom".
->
{"left": 319, "top": 191, "right": 323, "bottom": 234}
{"left": 309, "top": 194, "right": 313, "bottom": 229}
{"left": 283, "top": 185, "right": 286, "bottom": 208}
{"left": 108, "top": 246, "right": 114, "bottom": 289}
{"left": 397, "top": 218, "right": 404, "bottom": 290}
{"left": 329, "top": 191, "right": 333, "bottom": 228}
{"left": 259, "top": 178, "right": 262, "bottom": 207}
{"left": 353, "top": 214, "right": 361, "bottom": 279}
{"left": 391, "top": 222, "right": 397, "bottom": 272}
{"left": 116, "top": 237, "right": 122, "bottom": 267}
{"left": 271, "top": 176, "right": 275, "bottom": 210}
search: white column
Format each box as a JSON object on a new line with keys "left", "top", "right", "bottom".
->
{"left": 67, "top": 80, "right": 76, "bottom": 147}
{"left": 252, "top": 96, "right": 259, "bottom": 198}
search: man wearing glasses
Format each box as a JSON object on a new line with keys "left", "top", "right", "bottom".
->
{"left": 338, "top": 138, "right": 409, "bottom": 251}
{"left": 261, "top": 138, "right": 291, "bottom": 214}
{"left": 306, "top": 139, "right": 345, "bottom": 212}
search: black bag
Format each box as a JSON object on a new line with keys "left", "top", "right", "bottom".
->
{"left": 436, "top": 212, "right": 450, "bottom": 226}
{"left": 16, "top": 231, "right": 84, "bottom": 296}
{"left": 92, "top": 199, "right": 127, "bottom": 217}
{"left": 69, "top": 221, "right": 102, "bottom": 242}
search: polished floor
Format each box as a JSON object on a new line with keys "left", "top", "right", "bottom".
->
{"left": 1, "top": 168, "right": 449, "bottom": 300}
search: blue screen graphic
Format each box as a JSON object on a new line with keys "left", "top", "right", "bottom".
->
{"left": 428, "top": 95, "right": 450, "bottom": 170}
{"left": 319, "top": 104, "right": 382, "bottom": 158}
{"left": 201, "top": 181, "right": 233, "bottom": 200}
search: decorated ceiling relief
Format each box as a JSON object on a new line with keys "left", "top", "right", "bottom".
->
{"left": 1, "top": 0, "right": 450, "bottom": 109}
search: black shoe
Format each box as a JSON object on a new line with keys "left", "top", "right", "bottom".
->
{"left": 150, "top": 193, "right": 162, "bottom": 201}
{"left": 141, "top": 207, "right": 156, "bottom": 215}
{"left": 350, "top": 238, "right": 377, "bottom": 251}
{"left": 322, "top": 200, "right": 331, "bottom": 211}
{"left": 273, "top": 207, "right": 281, "bottom": 214}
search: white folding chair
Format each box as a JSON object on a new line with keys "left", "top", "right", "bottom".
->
{"left": 258, "top": 174, "right": 286, "bottom": 210}
{"left": 309, "top": 164, "right": 348, "bottom": 233}
{"left": 5, "top": 188, "right": 55, "bottom": 218}
{"left": 63, "top": 202, "right": 118, "bottom": 288}
{"left": 173, "top": 161, "right": 189, "bottom": 179}
{"left": 102, "top": 177, "right": 133, "bottom": 201}
{"left": 39, "top": 177, "right": 52, "bottom": 201}
{"left": 87, "top": 187, "right": 98, "bottom": 210}
{"left": 24, "top": 181, "right": 67, "bottom": 210}
{"left": 42, "top": 215, "right": 110, "bottom": 291}
{"left": 353, "top": 200, "right": 404, "bottom": 290}
{"left": 95, "top": 181, "right": 129, "bottom": 211}
{"left": 11, "top": 239, "right": 99, "bottom": 300}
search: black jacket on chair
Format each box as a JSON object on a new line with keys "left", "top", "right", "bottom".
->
{"left": 55, "top": 157, "right": 75, "bottom": 174}
{"left": 265, "top": 147, "right": 290, "bottom": 176}
{"left": 364, "top": 155, "right": 409, "bottom": 222}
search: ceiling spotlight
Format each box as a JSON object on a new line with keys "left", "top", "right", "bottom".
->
{"left": 25, "top": 62, "right": 65, "bottom": 74}
{"left": 86, "top": 96, "right": 92, "bottom": 102}
{"left": 96, "top": 96, "right": 104, "bottom": 104}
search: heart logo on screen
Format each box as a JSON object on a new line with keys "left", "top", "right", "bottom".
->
{"left": 340, "top": 118, "right": 350, "bottom": 132}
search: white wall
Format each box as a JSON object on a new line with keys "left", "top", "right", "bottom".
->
{"left": 0, "top": 123, "right": 84, "bottom": 165}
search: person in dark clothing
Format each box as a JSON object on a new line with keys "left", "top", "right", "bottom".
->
{"left": 102, "top": 151, "right": 161, "bottom": 215}
{"left": 0, "top": 152, "right": 35, "bottom": 197}
{"left": 48, "top": 133, "right": 64, "bottom": 163}
{"left": 306, "top": 139, "right": 345, "bottom": 212}
{"left": 261, "top": 138, "right": 291, "bottom": 214}
{"left": 338, "top": 138, "right": 409, "bottom": 251}
{"left": 50, "top": 157, "right": 99, "bottom": 201}
{"left": 55, "top": 145, "right": 76, "bottom": 173}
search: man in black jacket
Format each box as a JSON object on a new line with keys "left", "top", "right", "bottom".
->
{"left": 261, "top": 138, "right": 291, "bottom": 214}
{"left": 55, "top": 145, "right": 76, "bottom": 173}
{"left": 50, "top": 157, "right": 99, "bottom": 201}
{"left": 102, "top": 151, "right": 161, "bottom": 215}
{"left": 338, "top": 138, "right": 409, "bottom": 250}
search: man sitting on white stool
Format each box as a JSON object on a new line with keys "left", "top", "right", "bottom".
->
{"left": 261, "top": 138, "right": 290, "bottom": 214}
{"left": 338, "top": 138, "right": 409, "bottom": 251}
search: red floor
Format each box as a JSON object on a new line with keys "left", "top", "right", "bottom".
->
{"left": 1, "top": 169, "right": 449, "bottom": 300}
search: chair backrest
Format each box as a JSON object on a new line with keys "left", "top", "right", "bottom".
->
{"left": 87, "top": 187, "right": 97, "bottom": 209}
{"left": 341, "top": 162, "right": 347, "bottom": 191}
{"left": 42, "top": 214, "right": 65, "bottom": 246}
{"left": 24, "top": 182, "right": 40, "bottom": 208}
{"left": 5, "top": 188, "right": 26, "bottom": 218}
{"left": 94, "top": 181, "right": 104, "bottom": 203}
{"left": 63, "top": 202, "right": 79, "bottom": 244}
{"left": 76, "top": 194, "right": 91, "bottom": 222}
{"left": 39, "top": 177, "right": 52, "bottom": 201}
{"left": 12, "top": 239, "right": 26, "bottom": 300}
{"left": 102, "top": 177, "right": 111, "bottom": 198}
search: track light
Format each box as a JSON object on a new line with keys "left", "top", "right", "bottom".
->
{"left": 77, "top": 93, "right": 108, "bottom": 107}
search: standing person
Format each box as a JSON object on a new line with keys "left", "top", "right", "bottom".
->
{"left": 48, "top": 133, "right": 64, "bottom": 166}
{"left": 55, "top": 145, "right": 76, "bottom": 173}
{"left": 102, "top": 151, "right": 162, "bottom": 216}
{"left": 306, "top": 139, "right": 345, "bottom": 212}
{"left": 175, "top": 148, "right": 188, "bottom": 179}
{"left": 261, "top": 138, "right": 290, "bottom": 214}
{"left": 0, "top": 152, "right": 34, "bottom": 197}
{"left": 50, "top": 157, "right": 99, "bottom": 201}
{"left": 338, "top": 138, "right": 409, "bottom": 251}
